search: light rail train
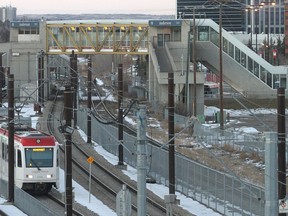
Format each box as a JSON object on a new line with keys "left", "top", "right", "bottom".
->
{"left": 0, "top": 124, "right": 59, "bottom": 194}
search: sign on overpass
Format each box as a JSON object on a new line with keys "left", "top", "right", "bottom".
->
{"left": 11, "top": 21, "right": 39, "bottom": 28}
{"left": 149, "top": 20, "right": 182, "bottom": 27}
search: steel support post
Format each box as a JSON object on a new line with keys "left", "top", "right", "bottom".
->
{"left": 8, "top": 73, "right": 14, "bottom": 203}
{"left": 137, "top": 105, "right": 147, "bottom": 216}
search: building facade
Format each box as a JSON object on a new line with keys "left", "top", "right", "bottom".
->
{"left": 148, "top": 19, "right": 205, "bottom": 115}
{"left": 0, "top": 21, "right": 45, "bottom": 100}
{"left": 177, "top": 0, "right": 285, "bottom": 34}
{"left": 177, "top": 0, "right": 246, "bottom": 32}
{"left": 246, "top": 0, "right": 285, "bottom": 35}
{"left": 0, "top": 6, "right": 16, "bottom": 22}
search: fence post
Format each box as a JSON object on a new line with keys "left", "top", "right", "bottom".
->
{"left": 264, "top": 132, "right": 278, "bottom": 216}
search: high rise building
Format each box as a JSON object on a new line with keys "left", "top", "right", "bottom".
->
{"left": 284, "top": 0, "right": 288, "bottom": 55}
{"left": 177, "top": 0, "right": 284, "bottom": 34}
{"left": 0, "top": 6, "right": 17, "bottom": 22}
{"left": 247, "top": 0, "right": 284, "bottom": 35}
{"left": 177, "top": 0, "right": 246, "bottom": 32}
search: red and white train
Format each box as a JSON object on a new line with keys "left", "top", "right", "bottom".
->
{"left": 0, "top": 124, "right": 59, "bottom": 194}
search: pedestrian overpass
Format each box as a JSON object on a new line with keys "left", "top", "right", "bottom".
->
{"left": 45, "top": 20, "right": 149, "bottom": 55}
{"left": 45, "top": 19, "right": 288, "bottom": 98}
{"left": 195, "top": 19, "right": 287, "bottom": 98}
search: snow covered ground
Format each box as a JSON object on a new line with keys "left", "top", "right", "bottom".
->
{"left": 0, "top": 103, "right": 273, "bottom": 216}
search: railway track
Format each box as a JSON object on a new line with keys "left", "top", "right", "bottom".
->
{"left": 45, "top": 95, "right": 179, "bottom": 215}
{"left": 35, "top": 193, "right": 84, "bottom": 216}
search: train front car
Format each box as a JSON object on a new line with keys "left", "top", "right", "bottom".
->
{"left": 16, "top": 132, "right": 59, "bottom": 194}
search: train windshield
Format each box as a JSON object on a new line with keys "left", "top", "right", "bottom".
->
{"left": 25, "top": 148, "right": 53, "bottom": 168}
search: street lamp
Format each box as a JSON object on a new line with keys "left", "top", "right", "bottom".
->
{"left": 260, "top": 1, "right": 276, "bottom": 63}
{"left": 245, "top": 4, "right": 262, "bottom": 52}
{"left": 184, "top": 6, "right": 201, "bottom": 116}
{"left": 219, "top": 2, "right": 224, "bottom": 130}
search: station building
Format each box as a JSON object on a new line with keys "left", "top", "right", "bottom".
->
{"left": 0, "top": 19, "right": 205, "bottom": 115}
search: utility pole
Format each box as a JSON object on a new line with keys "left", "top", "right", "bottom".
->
{"left": 277, "top": 87, "right": 286, "bottom": 216}
{"left": 251, "top": 0, "right": 255, "bottom": 48}
{"left": 0, "top": 55, "right": 3, "bottom": 107}
{"left": 164, "top": 71, "right": 177, "bottom": 216}
{"left": 64, "top": 86, "right": 73, "bottom": 216}
{"left": 70, "top": 51, "right": 78, "bottom": 128}
{"left": 118, "top": 64, "right": 124, "bottom": 166}
{"left": 168, "top": 71, "right": 175, "bottom": 195}
{"left": 0, "top": 66, "right": 3, "bottom": 107}
{"left": 218, "top": 1, "right": 226, "bottom": 130}
{"left": 267, "top": 4, "right": 270, "bottom": 63}
{"left": 209, "top": 0, "right": 229, "bottom": 129}
{"left": 185, "top": 27, "right": 191, "bottom": 114}
{"left": 37, "top": 52, "right": 44, "bottom": 114}
{"left": 192, "top": 7, "right": 197, "bottom": 117}
{"left": 87, "top": 57, "right": 92, "bottom": 144}
{"left": 136, "top": 104, "right": 147, "bottom": 216}
{"left": 8, "top": 73, "right": 14, "bottom": 203}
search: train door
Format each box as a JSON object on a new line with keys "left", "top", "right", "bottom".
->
{"left": 0, "top": 136, "right": 8, "bottom": 181}
{"left": 15, "top": 147, "right": 24, "bottom": 186}
{"left": 55, "top": 145, "right": 60, "bottom": 188}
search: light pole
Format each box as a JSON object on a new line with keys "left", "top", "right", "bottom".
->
{"left": 246, "top": 3, "right": 261, "bottom": 52}
{"left": 219, "top": 2, "right": 224, "bottom": 130}
{"left": 246, "top": 4, "right": 262, "bottom": 52}
{"left": 260, "top": 1, "right": 276, "bottom": 63}
{"left": 247, "top": 0, "right": 255, "bottom": 50}
{"left": 207, "top": 0, "right": 230, "bottom": 129}
{"left": 192, "top": 7, "right": 197, "bottom": 117}
{"left": 184, "top": 6, "right": 201, "bottom": 117}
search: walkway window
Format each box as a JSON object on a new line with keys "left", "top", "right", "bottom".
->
{"left": 18, "top": 27, "right": 39, "bottom": 35}
{"left": 228, "top": 42, "right": 234, "bottom": 58}
{"left": 280, "top": 74, "right": 287, "bottom": 89}
{"left": 241, "top": 52, "right": 246, "bottom": 67}
{"left": 267, "top": 72, "right": 272, "bottom": 87}
{"left": 210, "top": 28, "right": 219, "bottom": 47}
{"left": 223, "top": 38, "right": 228, "bottom": 53}
{"left": 235, "top": 47, "right": 240, "bottom": 63}
{"left": 198, "top": 26, "right": 209, "bottom": 41}
{"left": 260, "top": 67, "right": 266, "bottom": 83}
{"left": 254, "top": 62, "right": 259, "bottom": 77}
{"left": 98, "top": 27, "right": 105, "bottom": 41}
{"left": 248, "top": 57, "right": 253, "bottom": 73}
{"left": 273, "top": 74, "right": 280, "bottom": 88}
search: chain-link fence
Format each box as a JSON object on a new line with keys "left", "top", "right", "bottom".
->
{"left": 78, "top": 107, "right": 265, "bottom": 215}
{"left": 193, "top": 120, "right": 265, "bottom": 156}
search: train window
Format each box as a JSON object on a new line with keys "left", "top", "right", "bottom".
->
{"left": 2, "top": 143, "right": 7, "bottom": 161}
{"left": 6, "top": 147, "right": 8, "bottom": 161}
{"left": 1, "top": 143, "right": 4, "bottom": 159}
{"left": 17, "top": 150, "right": 22, "bottom": 167}
{"left": 57, "top": 149, "right": 59, "bottom": 167}
{"left": 25, "top": 148, "right": 53, "bottom": 168}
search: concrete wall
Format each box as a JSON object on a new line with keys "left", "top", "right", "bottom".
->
{"left": 0, "top": 21, "right": 46, "bottom": 99}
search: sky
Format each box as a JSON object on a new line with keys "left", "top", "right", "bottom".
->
{"left": 1, "top": 0, "right": 176, "bottom": 15}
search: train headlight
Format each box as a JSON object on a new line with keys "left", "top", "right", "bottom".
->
{"left": 46, "top": 174, "right": 53, "bottom": 179}
{"left": 26, "top": 175, "right": 33, "bottom": 179}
